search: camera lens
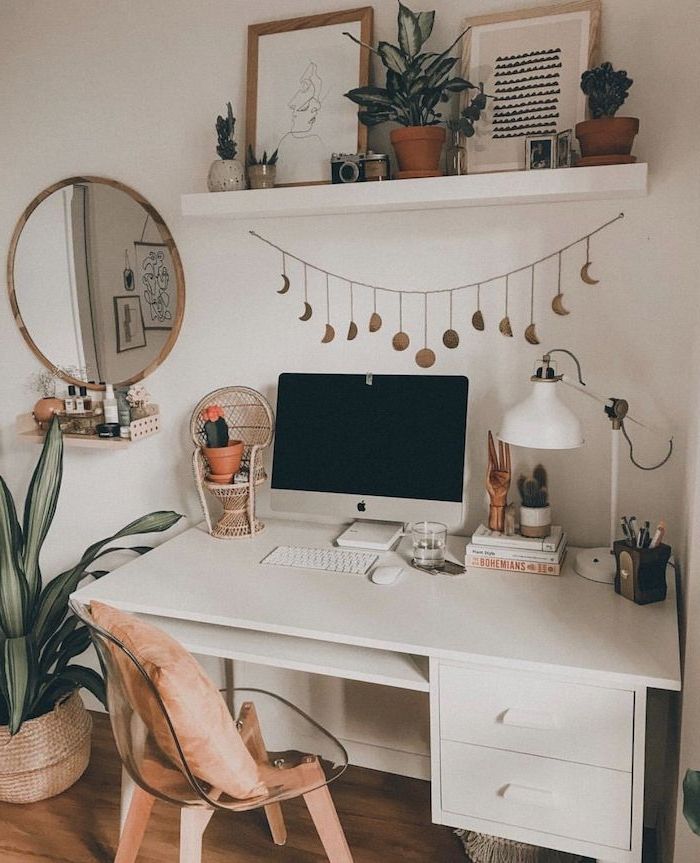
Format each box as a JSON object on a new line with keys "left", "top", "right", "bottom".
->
{"left": 339, "top": 161, "right": 360, "bottom": 183}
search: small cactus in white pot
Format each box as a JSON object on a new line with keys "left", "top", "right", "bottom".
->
{"left": 517, "top": 465, "right": 551, "bottom": 538}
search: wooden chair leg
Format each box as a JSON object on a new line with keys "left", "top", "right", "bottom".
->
{"left": 179, "top": 807, "right": 215, "bottom": 863}
{"left": 303, "top": 784, "right": 353, "bottom": 863}
{"left": 114, "top": 785, "right": 156, "bottom": 863}
{"left": 263, "top": 802, "right": 287, "bottom": 845}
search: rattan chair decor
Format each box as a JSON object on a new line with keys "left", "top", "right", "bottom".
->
{"left": 190, "top": 387, "right": 274, "bottom": 539}
{"left": 71, "top": 601, "right": 353, "bottom": 863}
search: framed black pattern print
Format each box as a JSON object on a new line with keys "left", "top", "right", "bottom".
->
{"left": 460, "top": 1, "right": 600, "bottom": 173}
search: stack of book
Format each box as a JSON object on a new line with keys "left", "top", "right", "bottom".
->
{"left": 466, "top": 524, "right": 568, "bottom": 576}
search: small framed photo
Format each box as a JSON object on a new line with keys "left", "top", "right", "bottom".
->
{"left": 526, "top": 134, "right": 556, "bottom": 170}
{"left": 556, "top": 129, "right": 573, "bottom": 167}
{"left": 114, "top": 295, "right": 147, "bottom": 353}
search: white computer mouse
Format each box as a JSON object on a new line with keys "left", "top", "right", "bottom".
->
{"left": 370, "top": 565, "right": 403, "bottom": 585}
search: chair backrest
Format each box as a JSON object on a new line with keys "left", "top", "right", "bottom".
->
{"left": 71, "top": 600, "right": 227, "bottom": 807}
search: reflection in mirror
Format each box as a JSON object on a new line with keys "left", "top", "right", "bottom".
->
{"left": 10, "top": 178, "right": 183, "bottom": 387}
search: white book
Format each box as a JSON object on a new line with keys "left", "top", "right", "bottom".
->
{"left": 466, "top": 539, "right": 566, "bottom": 565}
{"left": 471, "top": 523, "right": 563, "bottom": 553}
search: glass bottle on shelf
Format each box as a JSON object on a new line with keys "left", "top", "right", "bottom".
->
{"left": 446, "top": 128, "right": 465, "bottom": 176}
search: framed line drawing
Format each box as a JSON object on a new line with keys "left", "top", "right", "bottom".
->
{"left": 114, "top": 295, "right": 146, "bottom": 353}
{"left": 134, "top": 241, "right": 175, "bottom": 330}
{"left": 246, "top": 7, "right": 373, "bottom": 187}
{"left": 460, "top": 0, "right": 600, "bottom": 173}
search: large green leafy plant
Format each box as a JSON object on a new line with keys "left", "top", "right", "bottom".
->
{"left": 344, "top": 2, "right": 486, "bottom": 130}
{"left": 0, "top": 417, "right": 182, "bottom": 734}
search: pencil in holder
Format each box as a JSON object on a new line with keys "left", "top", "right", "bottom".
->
{"left": 613, "top": 540, "right": 671, "bottom": 605}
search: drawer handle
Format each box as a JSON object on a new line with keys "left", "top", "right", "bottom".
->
{"left": 501, "top": 783, "right": 556, "bottom": 808}
{"left": 498, "top": 708, "right": 557, "bottom": 730}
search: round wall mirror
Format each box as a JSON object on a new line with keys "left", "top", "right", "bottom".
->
{"left": 7, "top": 176, "right": 185, "bottom": 389}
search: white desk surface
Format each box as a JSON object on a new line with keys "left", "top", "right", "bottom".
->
{"left": 73, "top": 520, "right": 681, "bottom": 692}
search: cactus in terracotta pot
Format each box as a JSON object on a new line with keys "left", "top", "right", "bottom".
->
{"left": 200, "top": 405, "right": 243, "bottom": 484}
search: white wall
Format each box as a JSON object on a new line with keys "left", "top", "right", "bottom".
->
{"left": 2, "top": 0, "right": 699, "bottom": 854}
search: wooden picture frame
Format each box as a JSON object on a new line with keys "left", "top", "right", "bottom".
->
{"left": 460, "top": 0, "right": 601, "bottom": 174}
{"left": 114, "top": 295, "right": 147, "bottom": 353}
{"left": 246, "top": 7, "right": 373, "bottom": 187}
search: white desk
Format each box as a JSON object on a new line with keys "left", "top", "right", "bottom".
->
{"left": 73, "top": 520, "right": 681, "bottom": 863}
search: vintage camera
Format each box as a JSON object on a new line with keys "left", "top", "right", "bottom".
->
{"left": 331, "top": 152, "right": 390, "bottom": 183}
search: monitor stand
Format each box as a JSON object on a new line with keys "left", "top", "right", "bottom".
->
{"left": 335, "top": 520, "right": 404, "bottom": 551}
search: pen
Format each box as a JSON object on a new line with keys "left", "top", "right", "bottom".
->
{"left": 628, "top": 516, "right": 638, "bottom": 545}
{"left": 649, "top": 520, "right": 665, "bottom": 549}
{"left": 620, "top": 518, "right": 632, "bottom": 545}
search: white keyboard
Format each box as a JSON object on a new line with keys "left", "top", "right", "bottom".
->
{"left": 261, "top": 545, "right": 379, "bottom": 575}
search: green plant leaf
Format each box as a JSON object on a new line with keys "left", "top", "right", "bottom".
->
{"left": 52, "top": 626, "right": 91, "bottom": 676}
{"left": 56, "top": 665, "right": 106, "bottom": 708}
{"left": 345, "top": 86, "right": 393, "bottom": 108}
{"left": 358, "top": 110, "right": 396, "bottom": 127}
{"left": 684, "top": 769, "right": 700, "bottom": 835}
{"left": 38, "top": 614, "right": 77, "bottom": 672}
{"left": 416, "top": 10, "right": 435, "bottom": 45}
{"left": 378, "top": 42, "right": 407, "bottom": 75}
{"left": 22, "top": 417, "right": 63, "bottom": 603}
{"left": 3, "top": 635, "right": 35, "bottom": 734}
{"left": 0, "top": 476, "right": 29, "bottom": 638}
{"left": 442, "top": 77, "right": 475, "bottom": 92}
{"left": 397, "top": 2, "right": 424, "bottom": 57}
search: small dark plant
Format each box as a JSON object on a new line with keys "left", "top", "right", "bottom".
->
{"left": 580, "top": 62, "right": 633, "bottom": 118}
{"left": 518, "top": 465, "right": 549, "bottom": 508}
{"left": 684, "top": 769, "right": 700, "bottom": 836}
{"left": 215, "top": 102, "right": 238, "bottom": 160}
{"left": 344, "top": 2, "right": 488, "bottom": 128}
{"left": 201, "top": 405, "right": 229, "bottom": 448}
{"left": 246, "top": 145, "right": 279, "bottom": 167}
{"left": 447, "top": 83, "right": 488, "bottom": 138}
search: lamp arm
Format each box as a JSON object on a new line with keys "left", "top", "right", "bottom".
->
{"left": 542, "top": 348, "right": 586, "bottom": 386}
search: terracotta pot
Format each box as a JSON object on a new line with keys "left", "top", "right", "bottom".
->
{"left": 32, "top": 397, "right": 64, "bottom": 425}
{"left": 203, "top": 440, "right": 244, "bottom": 483}
{"left": 390, "top": 126, "right": 446, "bottom": 178}
{"left": 575, "top": 117, "right": 639, "bottom": 164}
{"left": 519, "top": 505, "right": 552, "bottom": 539}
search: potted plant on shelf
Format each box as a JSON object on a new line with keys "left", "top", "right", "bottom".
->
{"left": 576, "top": 62, "right": 637, "bottom": 166}
{"left": 29, "top": 368, "right": 65, "bottom": 426}
{"left": 517, "top": 465, "right": 551, "bottom": 538}
{"left": 207, "top": 102, "right": 246, "bottom": 192}
{"left": 201, "top": 405, "right": 244, "bottom": 483}
{"left": 246, "top": 145, "right": 279, "bottom": 189}
{"left": 344, "top": 2, "right": 487, "bottom": 178}
{"left": 0, "top": 417, "right": 181, "bottom": 803}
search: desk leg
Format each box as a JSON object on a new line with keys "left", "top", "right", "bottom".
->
{"left": 120, "top": 765, "right": 136, "bottom": 835}
{"left": 224, "top": 658, "right": 235, "bottom": 714}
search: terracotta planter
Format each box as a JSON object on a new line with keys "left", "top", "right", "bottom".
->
{"left": 575, "top": 117, "right": 639, "bottom": 166}
{"left": 32, "top": 397, "right": 64, "bottom": 426}
{"left": 203, "top": 440, "right": 244, "bottom": 483}
{"left": 390, "top": 126, "right": 445, "bottom": 178}
{"left": 520, "top": 505, "right": 552, "bottom": 539}
{"left": 0, "top": 691, "right": 92, "bottom": 803}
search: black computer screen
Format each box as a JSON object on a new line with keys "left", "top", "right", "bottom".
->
{"left": 271, "top": 373, "right": 468, "bottom": 502}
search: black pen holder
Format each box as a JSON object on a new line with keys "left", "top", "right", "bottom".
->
{"left": 613, "top": 540, "right": 671, "bottom": 605}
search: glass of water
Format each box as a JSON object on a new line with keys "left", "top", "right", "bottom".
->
{"left": 412, "top": 521, "right": 447, "bottom": 571}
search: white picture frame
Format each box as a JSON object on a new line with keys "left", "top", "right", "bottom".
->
{"left": 526, "top": 134, "right": 557, "bottom": 169}
{"left": 460, "top": 1, "right": 600, "bottom": 174}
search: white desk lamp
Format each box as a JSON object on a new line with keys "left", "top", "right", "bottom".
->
{"left": 499, "top": 349, "right": 673, "bottom": 583}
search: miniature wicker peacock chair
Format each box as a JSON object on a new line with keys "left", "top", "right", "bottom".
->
{"left": 190, "top": 387, "right": 274, "bottom": 539}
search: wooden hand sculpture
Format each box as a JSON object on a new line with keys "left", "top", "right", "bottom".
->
{"left": 486, "top": 430, "right": 511, "bottom": 533}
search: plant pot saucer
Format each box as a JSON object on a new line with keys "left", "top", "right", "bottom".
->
{"left": 576, "top": 154, "right": 637, "bottom": 167}
{"left": 396, "top": 169, "right": 442, "bottom": 179}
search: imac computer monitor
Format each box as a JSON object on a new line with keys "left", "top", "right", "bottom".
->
{"left": 271, "top": 373, "right": 468, "bottom": 532}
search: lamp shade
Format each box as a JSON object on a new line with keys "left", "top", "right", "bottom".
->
{"left": 499, "top": 381, "right": 584, "bottom": 449}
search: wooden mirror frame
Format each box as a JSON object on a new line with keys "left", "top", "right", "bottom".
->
{"left": 7, "top": 176, "right": 185, "bottom": 390}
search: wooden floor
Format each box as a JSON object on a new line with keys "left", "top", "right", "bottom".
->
{"left": 0, "top": 713, "right": 466, "bottom": 863}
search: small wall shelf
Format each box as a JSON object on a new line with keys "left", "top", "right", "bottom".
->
{"left": 16, "top": 412, "right": 160, "bottom": 449}
{"left": 181, "top": 163, "right": 648, "bottom": 221}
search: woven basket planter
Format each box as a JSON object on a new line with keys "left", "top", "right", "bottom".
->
{"left": 0, "top": 690, "right": 92, "bottom": 803}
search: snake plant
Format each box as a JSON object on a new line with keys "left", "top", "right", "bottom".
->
{"left": 0, "top": 416, "right": 182, "bottom": 734}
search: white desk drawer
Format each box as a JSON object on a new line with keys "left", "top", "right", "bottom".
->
{"left": 439, "top": 665, "right": 633, "bottom": 771}
{"left": 441, "top": 740, "right": 631, "bottom": 850}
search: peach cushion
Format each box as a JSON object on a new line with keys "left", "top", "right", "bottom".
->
{"left": 90, "top": 601, "right": 264, "bottom": 800}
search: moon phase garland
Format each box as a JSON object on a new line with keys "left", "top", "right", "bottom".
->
{"left": 250, "top": 213, "right": 624, "bottom": 369}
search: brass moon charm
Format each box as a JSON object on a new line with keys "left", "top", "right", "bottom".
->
{"left": 471, "top": 310, "right": 485, "bottom": 331}
{"left": 347, "top": 321, "right": 358, "bottom": 341}
{"left": 415, "top": 347, "right": 436, "bottom": 368}
{"left": 277, "top": 274, "right": 290, "bottom": 294}
{"left": 369, "top": 311, "right": 382, "bottom": 333}
{"left": 524, "top": 323, "right": 540, "bottom": 345}
{"left": 298, "top": 301, "right": 313, "bottom": 321}
{"left": 442, "top": 328, "right": 460, "bottom": 349}
{"left": 551, "top": 293, "right": 570, "bottom": 316}
{"left": 499, "top": 316, "right": 513, "bottom": 337}
{"left": 580, "top": 262, "right": 600, "bottom": 285}
{"left": 321, "top": 323, "right": 335, "bottom": 343}
{"left": 392, "top": 331, "right": 410, "bottom": 351}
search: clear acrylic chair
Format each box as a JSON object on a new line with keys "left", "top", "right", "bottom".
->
{"left": 71, "top": 601, "right": 352, "bottom": 863}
